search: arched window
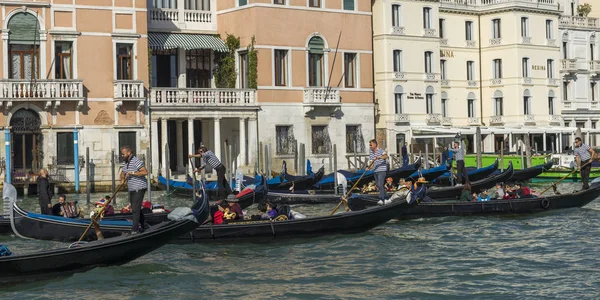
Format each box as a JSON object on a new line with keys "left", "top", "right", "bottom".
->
{"left": 523, "top": 89, "right": 531, "bottom": 114}
{"left": 493, "top": 90, "right": 503, "bottom": 116}
{"left": 426, "top": 86, "right": 434, "bottom": 114}
{"left": 441, "top": 91, "right": 448, "bottom": 117}
{"left": 8, "top": 12, "right": 40, "bottom": 79}
{"left": 467, "top": 92, "right": 476, "bottom": 118}
{"left": 394, "top": 85, "right": 404, "bottom": 114}
{"left": 548, "top": 90, "right": 555, "bottom": 115}
{"left": 424, "top": 51, "right": 433, "bottom": 73}
{"left": 308, "top": 36, "right": 325, "bottom": 87}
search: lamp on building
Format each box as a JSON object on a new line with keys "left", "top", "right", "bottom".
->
{"left": 78, "top": 155, "right": 85, "bottom": 171}
{"left": 374, "top": 99, "right": 380, "bottom": 116}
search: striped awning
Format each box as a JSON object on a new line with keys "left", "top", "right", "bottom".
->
{"left": 148, "top": 32, "right": 228, "bottom": 52}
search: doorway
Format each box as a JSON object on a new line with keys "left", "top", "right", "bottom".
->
{"left": 10, "top": 109, "right": 42, "bottom": 174}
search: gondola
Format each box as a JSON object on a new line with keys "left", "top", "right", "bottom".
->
{"left": 270, "top": 161, "right": 325, "bottom": 191}
{"left": 174, "top": 194, "right": 416, "bottom": 243}
{"left": 265, "top": 190, "right": 342, "bottom": 204}
{"left": 156, "top": 173, "right": 260, "bottom": 197}
{"left": 426, "top": 162, "right": 514, "bottom": 199}
{"left": 433, "top": 159, "right": 499, "bottom": 185}
{"left": 405, "top": 161, "right": 452, "bottom": 182}
{"left": 0, "top": 183, "right": 209, "bottom": 284}
{"left": 0, "top": 217, "right": 10, "bottom": 234}
{"left": 502, "top": 161, "right": 554, "bottom": 182}
{"left": 349, "top": 180, "right": 600, "bottom": 219}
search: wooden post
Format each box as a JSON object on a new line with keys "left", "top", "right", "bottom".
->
{"left": 86, "top": 147, "right": 91, "bottom": 203}
{"left": 259, "top": 141, "right": 263, "bottom": 173}
{"left": 353, "top": 140, "right": 358, "bottom": 172}
{"left": 424, "top": 144, "right": 429, "bottom": 169}
{"left": 520, "top": 142, "right": 525, "bottom": 170}
{"left": 294, "top": 141, "right": 299, "bottom": 174}
{"left": 111, "top": 150, "right": 115, "bottom": 196}
{"left": 333, "top": 144, "right": 338, "bottom": 195}
{"left": 500, "top": 141, "right": 504, "bottom": 172}
{"left": 328, "top": 148, "right": 333, "bottom": 174}
{"left": 264, "top": 144, "right": 270, "bottom": 179}
{"left": 432, "top": 138, "right": 437, "bottom": 167}
{"left": 299, "top": 143, "right": 305, "bottom": 175}
{"left": 476, "top": 127, "right": 482, "bottom": 169}
{"left": 165, "top": 143, "right": 170, "bottom": 194}
{"left": 144, "top": 147, "right": 150, "bottom": 206}
{"left": 524, "top": 133, "right": 532, "bottom": 169}
{"left": 191, "top": 142, "right": 196, "bottom": 200}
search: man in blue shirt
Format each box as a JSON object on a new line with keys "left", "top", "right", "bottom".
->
{"left": 368, "top": 139, "right": 389, "bottom": 205}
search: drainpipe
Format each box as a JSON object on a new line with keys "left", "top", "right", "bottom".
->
{"left": 74, "top": 127, "right": 79, "bottom": 193}
{"left": 477, "top": 14, "right": 484, "bottom": 126}
{"left": 5, "top": 129, "right": 11, "bottom": 184}
{"left": 370, "top": 9, "right": 377, "bottom": 143}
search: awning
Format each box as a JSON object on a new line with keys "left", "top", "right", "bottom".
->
{"left": 148, "top": 32, "right": 228, "bottom": 52}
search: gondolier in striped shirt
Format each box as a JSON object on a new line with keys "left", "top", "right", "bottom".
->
{"left": 574, "top": 137, "right": 595, "bottom": 190}
{"left": 450, "top": 134, "right": 468, "bottom": 185}
{"left": 120, "top": 146, "right": 149, "bottom": 234}
{"left": 368, "top": 139, "right": 389, "bottom": 205}
{"left": 189, "top": 147, "right": 230, "bottom": 199}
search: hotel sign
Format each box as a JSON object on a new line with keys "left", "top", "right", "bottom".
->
{"left": 532, "top": 65, "right": 546, "bottom": 71}
{"left": 408, "top": 93, "right": 424, "bottom": 100}
{"left": 440, "top": 50, "right": 454, "bottom": 58}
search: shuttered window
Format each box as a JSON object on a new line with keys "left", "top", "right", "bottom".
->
{"left": 238, "top": 0, "right": 247, "bottom": 6}
{"left": 8, "top": 12, "right": 39, "bottom": 45}
{"left": 344, "top": 0, "right": 354, "bottom": 10}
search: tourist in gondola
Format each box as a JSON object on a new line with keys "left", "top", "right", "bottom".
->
{"left": 189, "top": 146, "right": 230, "bottom": 199}
{"left": 450, "top": 135, "right": 468, "bottom": 185}
{"left": 37, "top": 168, "right": 53, "bottom": 215}
{"left": 384, "top": 177, "right": 396, "bottom": 192}
{"left": 459, "top": 182, "right": 472, "bottom": 202}
{"left": 574, "top": 137, "right": 595, "bottom": 190}
{"left": 120, "top": 145, "right": 149, "bottom": 234}
{"left": 491, "top": 183, "right": 505, "bottom": 200}
{"left": 367, "top": 139, "right": 389, "bottom": 206}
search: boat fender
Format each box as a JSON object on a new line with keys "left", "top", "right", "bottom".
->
{"left": 541, "top": 199, "right": 550, "bottom": 209}
{"left": 0, "top": 244, "right": 12, "bottom": 256}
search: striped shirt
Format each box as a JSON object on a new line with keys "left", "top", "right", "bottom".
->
{"left": 202, "top": 150, "right": 222, "bottom": 169}
{"left": 574, "top": 143, "right": 592, "bottom": 162}
{"left": 370, "top": 148, "right": 388, "bottom": 173}
{"left": 122, "top": 156, "right": 147, "bottom": 191}
{"left": 450, "top": 141, "right": 465, "bottom": 161}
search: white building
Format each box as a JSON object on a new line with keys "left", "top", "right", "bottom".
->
{"left": 374, "top": 0, "right": 582, "bottom": 155}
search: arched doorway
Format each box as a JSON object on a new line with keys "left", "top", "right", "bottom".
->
{"left": 10, "top": 109, "right": 42, "bottom": 172}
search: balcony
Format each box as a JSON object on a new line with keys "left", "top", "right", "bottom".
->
{"left": 303, "top": 87, "right": 341, "bottom": 116}
{"left": 489, "top": 115, "right": 504, "bottom": 125}
{"left": 114, "top": 80, "right": 145, "bottom": 110}
{"left": 440, "top": 0, "right": 558, "bottom": 11}
{"left": 546, "top": 39, "right": 556, "bottom": 46}
{"left": 560, "top": 59, "right": 578, "bottom": 74}
{"left": 441, "top": 79, "right": 449, "bottom": 86}
{"left": 424, "top": 73, "right": 437, "bottom": 81}
{"left": 426, "top": 113, "right": 442, "bottom": 124}
{"left": 394, "top": 72, "right": 407, "bottom": 80}
{"left": 0, "top": 79, "right": 84, "bottom": 110}
{"left": 548, "top": 115, "right": 563, "bottom": 125}
{"left": 521, "top": 36, "right": 531, "bottom": 44}
{"left": 490, "top": 79, "right": 502, "bottom": 86}
{"left": 489, "top": 38, "right": 502, "bottom": 46}
{"left": 148, "top": 0, "right": 216, "bottom": 32}
{"left": 523, "top": 114, "right": 535, "bottom": 125}
{"left": 442, "top": 117, "right": 452, "bottom": 126}
{"left": 467, "top": 117, "right": 480, "bottom": 125}
{"left": 440, "top": 38, "right": 448, "bottom": 46}
{"left": 559, "top": 16, "right": 599, "bottom": 29}
{"left": 423, "top": 28, "right": 437, "bottom": 37}
{"left": 563, "top": 100, "right": 599, "bottom": 110}
{"left": 466, "top": 40, "right": 477, "bottom": 48}
{"left": 151, "top": 88, "right": 257, "bottom": 109}
{"left": 590, "top": 60, "right": 600, "bottom": 75}
{"left": 395, "top": 114, "right": 410, "bottom": 123}
{"left": 547, "top": 78, "right": 559, "bottom": 86}
{"left": 392, "top": 26, "right": 406, "bottom": 35}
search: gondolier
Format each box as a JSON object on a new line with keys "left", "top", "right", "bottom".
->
{"left": 367, "top": 139, "right": 389, "bottom": 206}
{"left": 450, "top": 135, "right": 468, "bottom": 185}
{"left": 574, "top": 137, "right": 595, "bottom": 190}
{"left": 120, "top": 146, "right": 149, "bottom": 234}
{"left": 189, "top": 147, "right": 230, "bottom": 199}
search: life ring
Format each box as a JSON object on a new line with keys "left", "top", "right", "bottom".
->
{"left": 541, "top": 199, "right": 550, "bottom": 210}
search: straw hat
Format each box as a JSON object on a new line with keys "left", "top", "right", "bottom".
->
{"left": 416, "top": 177, "right": 428, "bottom": 184}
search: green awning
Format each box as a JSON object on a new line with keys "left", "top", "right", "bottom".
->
{"left": 148, "top": 32, "right": 228, "bottom": 52}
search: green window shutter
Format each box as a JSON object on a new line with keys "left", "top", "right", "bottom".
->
{"left": 239, "top": 0, "right": 247, "bottom": 6}
{"left": 308, "top": 37, "right": 324, "bottom": 54}
{"left": 8, "top": 12, "right": 39, "bottom": 45}
{"left": 344, "top": 0, "right": 354, "bottom": 10}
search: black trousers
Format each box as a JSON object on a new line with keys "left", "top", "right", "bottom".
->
{"left": 38, "top": 203, "right": 51, "bottom": 215}
{"left": 581, "top": 159, "right": 592, "bottom": 190}
{"left": 456, "top": 160, "right": 468, "bottom": 184}
{"left": 215, "top": 164, "right": 230, "bottom": 199}
{"left": 129, "top": 189, "right": 147, "bottom": 232}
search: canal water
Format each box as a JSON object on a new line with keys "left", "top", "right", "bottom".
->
{"left": 1, "top": 182, "right": 599, "bottom": 299}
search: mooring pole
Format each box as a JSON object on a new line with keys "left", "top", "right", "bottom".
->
{"left": 73, "top": 128, "right": 80, "bottom": 193}
{"left": 111, "top": 150, "right": 116, "bottom": 195}
{"left": 333, "top": 144, "right": 338, "bottom": 195}
{"left": 86, "top": 147, "right": 90, "bottom": 203}
{"left": 165, "top": 143, "right": 170, "bottom": 195}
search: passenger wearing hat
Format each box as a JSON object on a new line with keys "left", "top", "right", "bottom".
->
{"left": 94, "top": 196, "right": 115, "bottom": 217}
{"left": 408, "top": 177, "right": 428, "bottom": 204}
{"left": 141, "top": 200, "right": 153, "bottom": 214}
{"left": 384, "top": 177, "right": 396, "bottom": 192}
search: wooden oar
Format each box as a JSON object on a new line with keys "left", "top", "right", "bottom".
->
{"left": 76, "top": 180, "right": 127, "bottom": 243}
{"left": 330, "top": 160, "right": 375, "bottom": 215}
{"left": 538, "top": 160, "right": 592, "bottom": 196}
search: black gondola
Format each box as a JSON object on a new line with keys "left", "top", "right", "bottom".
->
{"left": 0, "top": 183, "right": 209, "bottom": 284}
{"left": 273, "top": 162, "right": 325, "bottom": 191}
{"left": 433, "top": 159, "right": 499, "bottom": 185}
{"left": 426, "top": 162, "right": 514, "bottom": 199}
{"left": 265, "top": 190, "right": 342, "bottom": 204}
{"left": 507, "top": 161, "right": 554, "bottom": 182}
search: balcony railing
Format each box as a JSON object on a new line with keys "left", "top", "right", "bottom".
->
{"left": 0, "top": 79, "right": 83, "bottom": 101}
{"left": 114, "top": 80, "right": 144, "bottom": 100}
{"left": 489, "top": 115, "right": 504, "bottom": 125}
{"left": 426, "top": 113, "right": 442, "bottom": 124}
{"left": 441, "top": 79, "right": 449, "bottom": 86}
{"left": 442, "top": 117, "right": 452, "bottom": 125}
{"left": 548, "top": 115, "right": 562, "bottom": 125}
{"left": 546, "top": 39, "right": 556, "bottom": 46}
{"left": 563, "top": 100, "right": 599, "bottom": 110}
{"left": 560, "top": 59, "right": 578, "bottom": 72}
{"left": 547, "top": 78, "right": 559, "bottom": 86}
{"left": 490, "top": 79, "right": 502, "bottom": 86}
{"left": 466, "top": 40, "right": 477, "bottom": 48}
{"left": 395, "top": 114, "right": 410, "bottom": 123}
{"left": 590, "top": 60, "right": 600, "bottom": 74}
{"left": 151, "top": 88, "right": 257, "bottom": 107}
{"left": 392, "top": 26, "right": 406, "bottom": 35}
{"left": 468, "top": 80, "right": 478, "bottom": 87}
{"left": 559, "top": 16, "right": 599, "bottom": 29}
{"left": 523, "top": 114, "right": 535, "bottom": 124}
{"left": 423, "top": 28, "right": 437, "bottom": 37}
{"left": 394, "top": 72, "right": 407, "bottom": 79}
{"left": 424, "top": 73, "right": 437, "bottom": 81}
{"left": 489, "top": 38, "right": 502, "bottom": 46}
{"left": 521, "top": 36, "right": 531, "bottom": 44}
{"left": 467, "top": 117, "right": 480, "bottom": 125}
{"left": 304, "top": 87, "right": 341, "bottom": 104}
{"left": 440, "top": 0, "right": 557, "bottom": 11}
{"left": 522, "top": 77, "right": 532, "bottom": 84}
{"left": 148, "top": 0, "right": 216, "bottom": 31}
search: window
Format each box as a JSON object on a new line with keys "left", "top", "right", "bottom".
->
{"left": 493, "top": 59, "right": 502, "bottom": 79}
{"left": 465, "top": 21, "right": 473, "bottom": 41}
{"left": 239, "top": 52, "right": 249, "bottom": 88}
{"left": 523, "top": 96, "right": 530, "bottom": 114}
{"left": 426, "top": 86, "right": 434, "bottom": 114}
{"left": 343, "top": 0, "right": 354, "bottom": 10}
{"left": 57, "top": 132, "right": 74, "bottom": 164}
{"left": 344, "top": 53, "right": 357, "bottom": 88}
{"left": 186, "top": 49, "right": 211, "bottom": 88}
{"left": 439, "top": 19, "right": 445, "bottom": 38}
{"left": 274, "top": 49, "right": 288, "bottom": 86}
{"left": 494, "top": 98, "right": 503, "bottom": 116}
{"left": 55, "top": 42, "right": 72, "bottom": 79}
{"left": 346, "top": 125, "right": 365, "bottom": 154}
{"left": 522, "top": 58, "right": 529, "bottom": 77}
{"left": 308, "top": 37, "right": 325, "bottom": 87}
{"left": 520, "top": 17, "right": 529, "bottom": 37}
{"left": 311, "top": 125, "right": 330, "bottom": 154}
{"left": 152, "top": 50, "right": 177, "bottom": 87}
{"left": 238, "top": 0, "right": 247, "bottom": 5}
{"left": 547, "top": 59, "right": 554, "bottom": 78}
{"left": 440, "top": 60, "right": 447, "bottom": 80}
{"left": 546, "top": 20, "right": 553, "bottom": 39}
{"left": 275, "top": 126, "right": 295, "bottom": 155}
{"left": 423, "top": 7, "right": 431, "bottom": 29}
{"left": 592, "top": 82, "right": 597, "bottom": 101}
{"left": 118, "top": 132, "right": 137, "bottom": 159}
{"left": 563, "top": 81, "right": 569, "bottom": 100}
{"left": 562, "top": 42, "right": 568, "bottom": 59}
{"left": 492, "top": 19, "right": 501, "bottom": 39}
{"left": 467, "top": 61, "right": 474, "bottom": 80}
{"left": 441, "top": 97, "right": 448, "bottom": 117}
{"left": 8, "top": 12, "right": 40, "bottom": 80}
{"left": 468, "top": 99, "right": 475, "bottom": 117}
{"left": 393, "top": 50, "right": 402, "bottom": 72}
{"left": 548, "top": 96, "right": 554, "bottom": 115}
{"left": 424, "top": 51, "right": 433, "bottom": 73}
{"left": 591, "top": 44, "right": 595, "bottom": 61}
{"left": 116, "top": 43, "right": 133, "bottom": 80}
{"left": 273, "top": 0, "right": 284, "bottom": 4}
{"left": 394, "top": 92, "right": 403, "bottom": 114}
{"left": 309, "top": 0, "right": 320, "bottom": 8}
{"left": 392, "top": 5, "right": 401, "bottom": 27}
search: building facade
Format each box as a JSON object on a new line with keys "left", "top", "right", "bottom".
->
{"left": 374, "top": 0, "right": 578, "bottom": 156}
{"left": 0, "top": 0, "right": 147, "bottom": 187}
